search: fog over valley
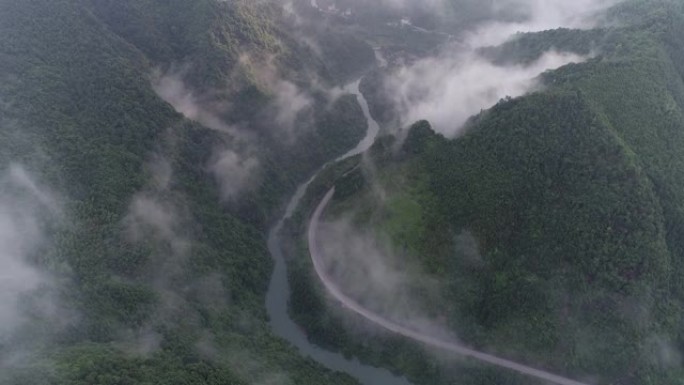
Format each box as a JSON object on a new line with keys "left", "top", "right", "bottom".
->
{"left": 1, "top": 0, "right": 683, "bottom": 384}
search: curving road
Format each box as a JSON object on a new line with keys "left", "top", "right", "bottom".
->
{"left": 265, "top": 80, "right": 412, "bottom": 385}
{"left": 309, "top": 188, "right": 592, "bottom": 385}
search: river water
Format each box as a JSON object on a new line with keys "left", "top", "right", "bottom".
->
{"left": 264, "top": 80, "right": 412, "bottom": 385}
{"left": 264, "top": 77, "right": 592, "bottom": 385}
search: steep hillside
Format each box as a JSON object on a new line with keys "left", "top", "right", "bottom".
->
{"left": 286, "top": 1, "right": 684, "bottom": 384}
{"left": 0, "top": 0, "right": 368, "bottom": 384}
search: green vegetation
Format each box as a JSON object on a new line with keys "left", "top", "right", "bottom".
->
{"left": 286, "top": 1, "right": 684, "bottom": 384}
{"left": 0, "top": 0, "right": 370, "bottom": 384}
{"left": 7, "top": 0, "right": 684, "bottom": 384}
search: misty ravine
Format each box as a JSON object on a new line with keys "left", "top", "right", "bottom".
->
{"left": 265, "top": 80, "right": 412, "bottom": 385}
{"left": 265, "top": 54, "right": 590, "bottom": 385}
{"left": 266, "top": 79, "right": 590, "bottom": 385}
{"left": 266, "top": 3, "right": 614, "bottom": 384}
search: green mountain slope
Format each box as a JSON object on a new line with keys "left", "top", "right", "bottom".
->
{"left": 286, "top": 1, "right": 684, "bottom": 384}
{"left": 0, "top": 0, "right": 368, "bottom": 384}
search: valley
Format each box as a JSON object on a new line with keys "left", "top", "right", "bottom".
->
{"left": 2, "top": 1, "right": 684, "bottom": 385}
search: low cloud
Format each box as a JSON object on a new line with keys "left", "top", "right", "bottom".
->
{"left": 240, "top": 53, "right": 315, "bottom": 141}
{"left": 316, "top": 214, "right": 451, "bottom": 337}
{"left": 151, "top": 69, "right": 260, "bottom": 200}
{"left": 208, "top": 148, "right": 260, "bottom": 202}
{"left": 151, "top": 62, "right": 313, "bottom": 200}
{"left": 270, "top": 80, "right": 313, "bottom": 141}
{"left": 122, "top": 155, "right": 231, "bottom": 355}
{"left": 124, "top": 156, "right": 191, "bottom": 313}
{"left": 151, "top": 69, "right": 238, "bottom": 134}
{"left": 0, "top": 164, "right": 71, "bottom": 367}
{"left": 146, "top": 153, "right": 173, "bottom": 191}
{"left": 0, "top": 213, "right": 45, "bottom": 337}
{"left": 125, "top": 155, "right": 187, "bottom": 261}
{"left": 387, "top": 49, "right": 586, "bottom": 136}
{"left": 648, "top": 335, "right": 682, "bottom": 369}
{"left": 126, "top": 194, "right": 189, "bottom": 259}
{"left": 465, "top": 0, "right": 618, "bottom": 47}
{"left": 313, "top": 0, "right": 446, "bottom": 14}
{"left": 315, "top": 0, "right": 615, "bottom": 31}
{"left": 380, "top": 0, "right": 617, "bottom": 137}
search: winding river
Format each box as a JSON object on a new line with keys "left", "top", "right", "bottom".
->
{"left": 265, "top": 79, "right": 591, "bottom": 385}
{"left": 265, "top": 80, "right": 411, "bottom": 385}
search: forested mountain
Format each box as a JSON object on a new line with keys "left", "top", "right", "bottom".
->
{"left": 3, "top": 0, "right": 684, "bottom": 385}
{"left": 286, "top": 1, "right": 684, "bottom": 384}
{"left": 0, "top": 0, "right": 369, "bottom": 383}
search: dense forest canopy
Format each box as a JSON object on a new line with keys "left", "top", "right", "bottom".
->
{"left": 0, "top": 0, "right": 369, "bottom": 383}
{"left": 2, "top": 0, "right": 684, "bottom": 385}
{"left": 287, "top": 1, "right": 684, "bottom": 384}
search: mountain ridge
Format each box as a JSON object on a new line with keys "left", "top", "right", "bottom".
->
{"left": 285, "top": 2, "right": 684, "bottom": 384}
